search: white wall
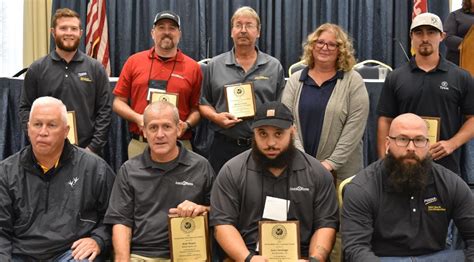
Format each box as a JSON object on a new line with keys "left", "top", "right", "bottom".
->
{"left": 0, "top": 0, "right": 24, "bottom": 77}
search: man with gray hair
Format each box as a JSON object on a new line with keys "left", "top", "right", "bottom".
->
{"left": 0, "top": 96, "right": 115, "bottom": 261}
{"left": 105, "top": 101, "right": 214, "bottom": 260}
{"left": 199, "top": 6, "right": 285, "bottom": 174}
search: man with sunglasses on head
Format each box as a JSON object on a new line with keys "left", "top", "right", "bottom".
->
{"left": 113, "top": 10, "right": 202, "bottom": 158}
{"left": 199, "top": 6, "right": 285, "bottom": 174}
{"left": 342, "top": 113, "right": 474, "bottom": 261}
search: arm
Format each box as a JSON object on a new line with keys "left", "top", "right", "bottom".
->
{"left": 113, "top": 95, "right": 144, "bottom": 131}
{"left": 169, "top": 200, "right": 209, "bottom": 217}
{"left": 444, "top": 12, "right": 463, "bottom": 51}
{"left": 112, "top": 224, "right": 132, "bottom": 261}
{"left": 198, "top": 104, "right": 241, "bottom": 129}
{"left": 0, "top": 165, "right": 13, "bottom": 259}
{"left": 450, "top": 175, "right": 474, "bottom": 259}
{"left": 88, "top": 65, "right": 112, "bottom": 152}
{"left": 19, "top": 66, "right": 39, "bottom": 132}
{"left": 308, "top": 228, "right": 336, "bottom": 262}
{"left": 377, "top": 116, "right": 393, "bottom": 158}
{"left": 430, "top": 115, "right": 474, "bottom": 161}
{"left": 178, "top": 108, "right": 200, "bottom": 138}
{"left": 215, "top": 225, "right": 267, "bottom": 262}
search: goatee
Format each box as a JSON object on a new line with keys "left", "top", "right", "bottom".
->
{"left": 384, "top": 151, "right": 432, "bottom": 193}
{"left": 251, "top": 135, "right": 297, "bottom": 169}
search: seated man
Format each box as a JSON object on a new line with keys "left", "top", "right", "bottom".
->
{"left": 0, "top": 96, "right": 116, "bottom": 261}
{"left": 342, "top": 113, "right": 474, "bottom": 261}
{"left": 210, "top": 101, "right": 338, "bottom": 262}
{"left": 104, "top": 101, "right": 214, "bottom": 260}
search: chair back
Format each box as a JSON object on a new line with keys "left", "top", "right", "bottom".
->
{"left": 353, "top": 59, "right": 392, "bottom": 80}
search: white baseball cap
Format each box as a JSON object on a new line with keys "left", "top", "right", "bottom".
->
{"left": 410, "top": 12, "right": 443, "bottom": 32}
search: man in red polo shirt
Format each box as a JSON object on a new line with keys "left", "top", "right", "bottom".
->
{"left": 113, "top": 10, "right": 202, "bottom": 158}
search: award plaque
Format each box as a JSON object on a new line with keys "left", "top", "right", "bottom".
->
{"left": 421, "top": 116, "right": 440, "bottom": 145}
{"left": 66, "top": 111, "right": 78, "bottom": 145}
{"left": 168, "top": 214, "right": 210, "bottom": 262}
{"left": 150, "top": 91, "right": 179, "bottom": 108}
{"left": 259, "top": 221, "right": 300, "bottom": 261}
{"left": 225, "top": 83, "right": 256, "bottom": 119}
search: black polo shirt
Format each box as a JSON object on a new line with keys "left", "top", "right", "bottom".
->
{"left": 210, "top": 149, "right": 339, "bottom": 257}
{"left": 342, "top": 159, "right": 474, "bottom": 261}
{"left": 104, "top": 143, "right": 215, "bottom": 258}
{"left": 377, "top": 56, "right": 474, "bottom": 174}
{"left": 20, "top": 50, "right": 112, "bottom": 152}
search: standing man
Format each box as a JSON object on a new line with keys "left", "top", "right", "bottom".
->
{"left": 104, "top": 101, "right": 214, "bottom": 260}
{"left": 0, "top": 97, "right": 115, "bottom": 261}
{"left": 342, "top": 113, "right": 474, "bottom": 261}
{"left": 20, "top": 8, "right": 112, "bottom": 155}
{"left": 113, "top": 10, "right": 202, "bottom": 158}
{"left": 210, "top": 101, "right": 338, "bottom": 262}
{"left": 199, "top": 6, "right": 285, "bottom": 174}
{"left": 377, "top": 12, "right": 474, "bottom": 175}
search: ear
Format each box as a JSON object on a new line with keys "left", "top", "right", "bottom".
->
{"left": 385, "top": 137, "right": 390, "bottom": 155}
{"left": 440, "top": 31, "right": 446, "bottom": 41}
{"left": 79, "top": 29, "right": 83, "bottom": 38}
{"left": 51, "top": 27, "right": 55, "bottom": 38}
{"left": 65, "top": 125, "right": 70, "bottom": 140}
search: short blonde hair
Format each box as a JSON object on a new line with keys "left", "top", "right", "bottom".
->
{"left": 52, "top": 8, "right": 81, "bottom": 29}
{"left": 231, "top": 6, "right": 261, "bottom": 30}
{"left": 301, "top": 23, "right": 356, "bottom": 71}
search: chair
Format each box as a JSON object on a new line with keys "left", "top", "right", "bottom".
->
{"left": 338, "top": 175, "right": 355, "bottom": 207}
{"left": 288, "top": 60, "right": 306, "bottom": 77}
{"left": 353, "top": 59, "right": 392, "bottom": 80}
{"left": 198, "top": 58, "right": 211, "bottom": 65}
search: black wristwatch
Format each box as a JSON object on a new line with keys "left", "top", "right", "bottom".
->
{"left": 185, "top": 121, "right": 192, "bottom": 130}
{"left": 244, "top": 251, "right": 254, "bottom": 262}
{"left": 309, "top": 256, "right": 320, "bottom": 262}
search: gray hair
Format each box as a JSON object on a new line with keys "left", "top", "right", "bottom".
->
{"left": 143, "top": 101, "right": 180, "bottom": 126}
{"left": 30, "top": 96, "right": 68, "bottom": 124}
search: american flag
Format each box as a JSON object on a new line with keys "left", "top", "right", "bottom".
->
{"left": 412, "top": 0, "right": 428, "bottom": 19}
{"left": 86, "top": 0, "right": 111, "bottom": 76}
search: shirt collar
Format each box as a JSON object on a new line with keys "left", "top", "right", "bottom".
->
{"left": 51, "top": 50, "right": 85, "bottom": 62}
{"left": 141, "top": 141, "right": 190, "bottom": 169}
{"left": 299, "top": 67, "right": 344, "bottom": 83}
{"left": 224, "top": 46, "right": 270, "bottom": 67}
{"left": 147, "top": 47, "right": 184, "bottom": 62}
{"left": 409, "top": 55, "right": 449, "bottom": 72}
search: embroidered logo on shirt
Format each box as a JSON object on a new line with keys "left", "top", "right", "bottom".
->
{"left": 68, "top": 177, "right": 79, "bottom": 188}
{"left": 423, "top": 197, "right": 437, "bottom": 205}
{"left": 175, "top": 181, "right": 194, "bottom": 186}
{"left": 78, "top": 72, "right": 92, "bottom": 82}
{"left": 439, "top": 81, "right": 449, "bottom": 90}
{"left": 427, "top": 205, "right": 446, "bottom": 212}
{"left": 289, "top": 186, "right": 310, "bottom": 192}
{"left": 254, "top": 75, "right": 269, "bottom": 80}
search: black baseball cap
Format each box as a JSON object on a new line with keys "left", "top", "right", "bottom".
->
{"left": 153, "top": 10, "right": 180, "bottom": 28}
{"left": 251, "top": 101, "right": 294, "bottom": 129}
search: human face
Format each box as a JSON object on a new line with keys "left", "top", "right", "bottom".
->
{"left": 253, "top": 125, "right": 294, "bottom": 160}
{"left": 152, "top": 19, "right": 181, "bottom": 52}
{"left": 385, "top": 118, "right": 430, "bottom": 165}
{"left": 28, "top": 104, "right": 69, "bottom": 159}
{"left": 312, "top": 30, "right": 339, "bottom": 67}
{"left": 231, "top": 15, "right": 260, "bottom": 48}
{"left": 51, "top": 17, "right": 82, "bottom": 52}
{"left": 410, "top": 26, "right": 444, "bottom": 57}
{"left": 143, "top": 107, "right": 180, "bottom": 162}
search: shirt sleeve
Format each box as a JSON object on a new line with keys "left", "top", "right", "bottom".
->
{"left": 376, "top": 72, "right": 398, "bottom": 118}
{"left": 19, "top": 64, "right": 40, "bottom": 132}
{"left": 451, "top": 175, "right": 474, "bottom": 259}
{"left": 341, "top": 181, "right": 380, "bottom": 262}
{"left": 209, "top": 164, "right": 241, "bottom": 227}
{"left": 190, "top": 64, "right": 203, "bottom": 109}
{"left": 312, "top": 163, "right": 339, "bottom": 230}
{"left": 444, "top": 12, "right": 463, "bottom": 51}
{"left": 199, "top": 59, "right": 213, "bottom": 106}
{"left": 89, "top": 63, "right": 112, "bottom": 152}
{"left": 104, "top": 164, "right": 135, "bottom": 227}
{"left": 113, "top": 57, "right": 133, "bottom": 98}
{"left": 0, "top": 164, "right": 13, "bottom": 259}
{"left": 460, "top": 70, "right": 474, "bottom": 115}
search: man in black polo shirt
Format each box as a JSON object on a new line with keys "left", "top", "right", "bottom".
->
{"left": 377, "top": 12, "right": 474, "bottom": 175}
{"left": 104, "top": 101, "right": 214, "bottom": 260}
{"left": 210, "top": 101, "right": 338, "bottom": 262}
{"left": 342, "top": 113, "right": 474, "bottom": 261}
{"left": 20, "top": 8, "right": 112, "bottom": 155}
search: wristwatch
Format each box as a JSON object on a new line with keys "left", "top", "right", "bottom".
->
{"left": 185, "top": 121, "right": 192, "bottom": 130}
{"left": 309, "top": 256, "right": 320, "bottom": 262}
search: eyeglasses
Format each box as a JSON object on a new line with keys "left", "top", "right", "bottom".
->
{"left": 233, "top": 23, "right": 258, "bottom": 31}
{"left": 388, "top": 136, "right": 429, "bottom": 148}
{"left": 314, "top": 40, "right": 339, "bottom": 51}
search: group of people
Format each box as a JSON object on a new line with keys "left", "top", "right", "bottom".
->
{"left": 0, "top": 3, "right": 473, "bottom": 262}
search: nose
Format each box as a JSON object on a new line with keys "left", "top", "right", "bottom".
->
{"left": 39, "top": 125, "right": 49, "bottom": 136}
{"left": 406, "top": 140, "right": 416, "bottom": 151}
{"left": 155, "top": 127, "right": 165, "bottom": 138}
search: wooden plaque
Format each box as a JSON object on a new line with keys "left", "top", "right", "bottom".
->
{"left": 150, "top": 91, "right": 179, "bottom": 108}
{"left": 224, "top": 82, "right": 256, "bottom": 119}
{"left": 168, "top": 214, "right": 210, "bottom": 262}
{"left": 421, "top": 116, "right": 440, "bottom": 145}
{"left": 259, "top": 220, "right": 300, "bottom": 261}
{"left": 66, "top": 111, "right": 78, "bottom": 145}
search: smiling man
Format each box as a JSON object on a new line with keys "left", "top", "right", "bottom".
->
{"left": 0, "top": 97, "right": 115, "bottom": 261}
{"left": 342, "top": 113, "right": 474, "bottom": 261}
{"left": 210, "top": 101, "right": 338, "bottom": 262}
{"left": 104, "top": 101, "right": 214, "bottom": 261}
{"left": 20, "top": 8, "right": 112, "bottom": 155}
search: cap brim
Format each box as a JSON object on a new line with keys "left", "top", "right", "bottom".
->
{"left": 251, "top": 119, "right": 292, "bottom": 129}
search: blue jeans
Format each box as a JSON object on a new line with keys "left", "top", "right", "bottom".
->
{"left": 13, "top": 249, "right": 104, "bottom": 262}
{"left": 380, "top": 249, "right": 464, "bottom": 262}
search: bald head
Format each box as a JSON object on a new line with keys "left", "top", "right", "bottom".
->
{"left": 389, "top": 113, "right": 428, "bottom": 138}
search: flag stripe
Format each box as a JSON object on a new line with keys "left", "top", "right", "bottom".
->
{"left": 86, "top": 0, "right": 110, "bottom": 75}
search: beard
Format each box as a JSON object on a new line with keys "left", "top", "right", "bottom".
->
{"left": 251, "top": 134, "right": 297, "bottom": 169}
{"left": 55, "top": 37, "right": 80, "bottom": 52}
{"left": 384, "top": 151, "right": 432, "bottom": 193}
{"left": 158, "top": 35, "right": 177, "bottom": 50}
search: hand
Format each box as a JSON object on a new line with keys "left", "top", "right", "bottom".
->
{"left": 250, "top": 255, "right": 269, "bottom": 261}
{"left": 71, "top": 237, "right": 100, "bottom": 261}
{"left": 177, "top": 120, "right": 188, "bottom": 138}
{"left": 134, "top": 114, "right": 144, "bottom": 131}
{"left": 213, "top": 112, "right": 242, "bottom": 129}
{"left": 430, "top": 140, "right": 457, "bottom": 161}
{"left": 320, "top": 160, "right": 333, "bottom": 172}
{"left": 169, "top": 200, "right": 208, "bottom": 217}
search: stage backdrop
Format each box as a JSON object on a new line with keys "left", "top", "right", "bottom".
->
{"left": 51, "top": 0, "right": 449, "bottom": 77}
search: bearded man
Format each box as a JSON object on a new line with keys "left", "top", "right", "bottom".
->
{"left": 210, "top": 101, "right": 339, "bottom": 262}
{"left": 20, "top": 8, "right": 112, "bottom": 155}
{"left": 342, "top": 113, "right": 474, "bottom": 261}
{"left": 113, "top": 10, "right": 202, "bottom": 157}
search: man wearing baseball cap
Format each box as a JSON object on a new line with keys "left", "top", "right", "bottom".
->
{"left": 113, "top": 10, "right": 202, "bottom": 158}
{"left": 210, "top": 101, "right": 338, "bottom": 262}
{"left": 377, "top": 12, "right": 474, "bottom": 177}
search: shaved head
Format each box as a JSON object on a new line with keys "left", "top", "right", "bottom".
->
{"left": 389, "top": 113, "right": 428, "bottom": 138}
